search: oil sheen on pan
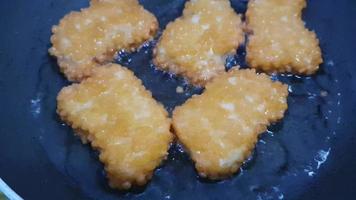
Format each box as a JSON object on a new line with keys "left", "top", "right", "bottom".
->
{"left": 25, "top": 0, "right": 345, "bottom": 199}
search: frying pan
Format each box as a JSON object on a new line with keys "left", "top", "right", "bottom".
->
{"left": 0, "top": 0, "right": 355, "bottom": 199}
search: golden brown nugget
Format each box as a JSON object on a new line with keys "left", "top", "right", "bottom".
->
{"left": 153, "top": 0, "right": 244, "bottom": 86}
{"left": 57, "top": 64, "right": 173, "bottom": 189}
{"left": 246, "top": 0, "right": 322, "bottom": 74}
{"left": 172, "top": 69, "right": 288, "bottom": 179}
{"left": 49, "top": 0, "right": 158, "bottom": 82}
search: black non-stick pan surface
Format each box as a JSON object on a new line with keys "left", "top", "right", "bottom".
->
{"left": 0, "top": 0, "right": 356, "bottom": 199}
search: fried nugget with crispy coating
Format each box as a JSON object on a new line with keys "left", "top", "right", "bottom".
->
{"left": 172, "top": 69, "right": 288, "bottom": 179}
{"left": 57, "top": 64, "right": 173, "bottom": 189}
{"left": 246, "top": 0, "right": 322, "bottom": 74}
{"left": 49, "top": 0, "right": 158, "bottom": 82}
{"left": 153, "top": 0, "right": 244, "bottom": 87}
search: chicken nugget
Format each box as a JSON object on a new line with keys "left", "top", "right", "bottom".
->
{"left": 246, "top": 0, "right": 322, "bottom": 74}
{"left": 172, "top": 69, "right": 288, "bottom": 179}
{"left": 57, "top": 64, "right": 173, "bottom": 189}
{"left": 153, "top": 0, "right": 244, "bottom": 87}
{"left": 49, "top": 0, "right": 158, "bottom": 82}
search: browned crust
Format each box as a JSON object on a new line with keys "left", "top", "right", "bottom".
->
{"left": 245, "top": 0, "right": 322, "bottom": 75}
{"left": 153, "top": 0, "right": 245, "bottom": 87}
{"left": 56, "top": 64, "right": 173, "bottom": 190}
{"left": 172, "top": 69, "right": 289, "bottom": 179}
{"left": 49, "top": 2, "right": 159, "bottom": 82}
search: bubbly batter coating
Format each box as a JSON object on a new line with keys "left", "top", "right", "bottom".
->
{"left": 153, "top": 0, "right": 244, "bottom": 86}
{"left": 49, "top": 0, "right": 158, "bottom": 82}
{"left": 246, "top": 0, "right": 322, "bottom": 74}
{"left": 172, "top": 69, "right": 288, "bottom": 179}
{"left": 57, "top": 64, "right": 173, "bottom": 189}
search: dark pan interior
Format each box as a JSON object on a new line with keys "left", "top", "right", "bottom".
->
{"left": 0, "top": 0, "right": 356, "bottom": 199}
